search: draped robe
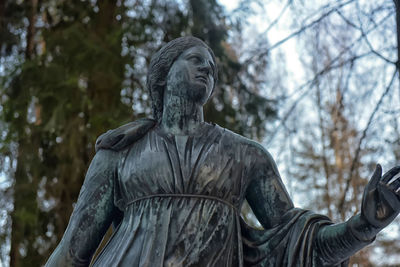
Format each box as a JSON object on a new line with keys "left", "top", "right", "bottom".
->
{"left": 48, "top": 120, "right": 355, "bottom": 267}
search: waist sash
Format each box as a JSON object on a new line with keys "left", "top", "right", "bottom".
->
{"left": 125, "top": 193, "right": 238, "bottom": 212}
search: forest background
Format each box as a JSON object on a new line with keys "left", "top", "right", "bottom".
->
{"left": 0, "top": 0, "right": 399, "bottom": 266}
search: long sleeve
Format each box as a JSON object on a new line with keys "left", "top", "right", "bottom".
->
{"left": 45, "top": 149, "right": 120, "bottom": 267}
{"left": 243, "top": 143, "right": 349, "bottom": 266}
{"left": 315, "top": 214, "right": 376, "bottom": 266}
{"left": 245, "top": 142, "right": 294, "bottom": 229}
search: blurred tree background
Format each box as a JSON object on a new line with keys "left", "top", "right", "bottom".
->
{"left": 0, "top": 0, "right": 399, "bottom": 266}
{"left": 0, "top": 0, "right": 275, "bottom": 266}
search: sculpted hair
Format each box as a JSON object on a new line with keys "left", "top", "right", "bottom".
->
{"left": 146, "top": 36, "right": 218, "bottom": 122}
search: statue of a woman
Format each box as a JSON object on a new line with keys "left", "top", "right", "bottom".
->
{"left": 46, "top": 37, "right": 400, "bottom": 267}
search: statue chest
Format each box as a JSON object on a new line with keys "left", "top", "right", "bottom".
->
{"left": 117, "top": 129, "right": 247, "bottom": 206}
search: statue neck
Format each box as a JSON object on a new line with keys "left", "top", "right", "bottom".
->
{"left": 160, "top": 95, "right": 204, "bottom": 135}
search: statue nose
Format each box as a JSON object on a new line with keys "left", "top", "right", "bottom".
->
{"left": 199, "top": 61, "right": 212, "bottom": 75}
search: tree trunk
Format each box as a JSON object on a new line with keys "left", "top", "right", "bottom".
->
{"left": 25, "top": 0, "right": 38, "bottom": 59}
{"left": 10, "top": 0, "right": 39, "bottom": 265}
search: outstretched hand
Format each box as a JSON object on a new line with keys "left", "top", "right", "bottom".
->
{"left": 361, "top": 164, "right": 400, "bottom": 230}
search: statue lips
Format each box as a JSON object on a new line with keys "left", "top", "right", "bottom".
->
{"left": 195, "top": 74, "right": 208, "bottom": 85}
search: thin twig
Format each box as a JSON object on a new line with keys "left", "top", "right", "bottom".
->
{"left": 241, "top": 0, "right": 356, "bottom": 69}
{"left": 338, "top": 69, "right": 398, "bottom": 211}
{"left": 262, "top": 10, "right": 393, "bottom": 145}
{"left": 335, "top": 9, "right": 395, "bottom": 65}
{"left": 263, "top": 0, "right": 292, "bottom": 35}
{"left": 265, "top": 50, "right": 375, "bottom": 146}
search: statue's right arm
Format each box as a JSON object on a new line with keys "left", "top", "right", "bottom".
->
{"left": 45, "top": 149, "right": 120, "bottom": 267}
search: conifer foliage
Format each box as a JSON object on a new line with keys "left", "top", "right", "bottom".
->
{"left": 0, "top": 0, "right": 274, "bottom": 265}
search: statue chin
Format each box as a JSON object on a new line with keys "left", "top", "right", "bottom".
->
{"left": 167, "top": 79, "right": 210, "bottom": 105}
{"left": 187, "top": 81, "right": 210, "bottom": 105}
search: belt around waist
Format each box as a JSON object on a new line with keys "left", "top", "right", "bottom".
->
{"left": 125, "top": 193, "right": 238, "bottom": 212}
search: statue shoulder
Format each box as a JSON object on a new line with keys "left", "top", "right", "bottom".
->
{"left": 217, "top": 126, "right": 267, "bottom": 151}
{"left": 218, "top": 126, "right": 279, "bottom": 174}
{"left": 95, "top": 118, "right": 156, "bottom": 152}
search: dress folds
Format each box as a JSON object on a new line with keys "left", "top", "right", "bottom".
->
{"left": 87, "top": 120, "right": 349, "bottom": 267}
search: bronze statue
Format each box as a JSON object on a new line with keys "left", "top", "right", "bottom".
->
{"left": 46, "top": 37, "right": 400, "bottom": 267}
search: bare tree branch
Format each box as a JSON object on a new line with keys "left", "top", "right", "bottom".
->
{"left": 241, "top": 0, "right": 356, "bottom": 69}
{"left": 335, "top": 9, "right": 359, "bottom": 29}
{"left": 336, "top": 9, "right": 396, "bottom": 65}
{"left": 265, "top": 50, "right": 378, "bottom": 146}
{"left": 338, "top": 69, "right": 398, "bottom": 212}
{"left": 315, "top": 75, "right": 333, "bottom": 218}
{"left": 362, "top": 33, "right": 396, "bottom": 65}
{"left": 263, "top": 9, "right": 393, "bottom": 145}
{"left": 263, "top": 0, "right": 292, "bottom": 36}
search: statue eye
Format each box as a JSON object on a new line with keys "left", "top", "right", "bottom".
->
{"left": 188, "top": 55, "right": 202, "bottom": 64}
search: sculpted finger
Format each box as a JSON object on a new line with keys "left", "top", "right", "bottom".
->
{"left": 368, "top": 164, "right": 382, "bottom": 189}
{"left": 378, "top": 182, "right": 400, "bottom": 212}
{"left": 387, "top": 177, "right": 400, "bottom": 195}
{"left": 381, "top": 166, "right": 400, "bottom": 183}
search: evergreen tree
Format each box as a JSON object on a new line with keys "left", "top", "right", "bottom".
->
{"left": 0, "top": 0, "right": 275, "bottom": 265}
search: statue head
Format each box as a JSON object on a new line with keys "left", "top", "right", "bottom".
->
{"left": 147, "top": 36, "right": 218, "bottom": 122}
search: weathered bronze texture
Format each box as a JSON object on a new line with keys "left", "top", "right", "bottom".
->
{"left": 46, "top": 37, "right": 400, "bottom": 267}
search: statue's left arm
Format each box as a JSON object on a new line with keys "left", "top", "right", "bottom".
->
{"left": 245, "top": 145, "right": 294, "bottom": 229}
{"left": 245, "top": 144, "right": 400, "bottom": 265}
{"left": 315, "top": 164, "right": 400, "bottom": 265}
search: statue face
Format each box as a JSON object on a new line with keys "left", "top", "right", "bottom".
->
{"left": 165, "top": 46, "right": 215, "bottom": 105}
